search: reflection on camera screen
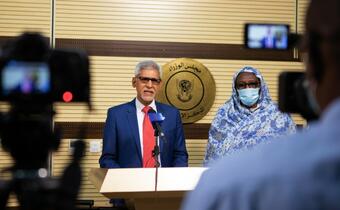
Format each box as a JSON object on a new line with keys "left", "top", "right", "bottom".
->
{"left": 2, "top": 60, "right": 50, "bottom": 95}
{"left": 246, "top": 24, "right": 289, "bottom": 50}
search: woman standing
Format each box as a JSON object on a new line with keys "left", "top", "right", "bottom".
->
{"left": 204, "top": 66, "right": 296, "bottom": 165}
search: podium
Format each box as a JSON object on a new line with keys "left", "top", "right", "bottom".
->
{"left": 89, "top": 167, "right": 207, "bottom": 210}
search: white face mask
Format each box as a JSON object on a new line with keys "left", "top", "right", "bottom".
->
{"left": 237, "top": 88, "right": 260, "bottom": 107}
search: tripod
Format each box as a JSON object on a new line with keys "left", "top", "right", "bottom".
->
{"left": 0, "top": 140, "right": 84, "bottom": 210}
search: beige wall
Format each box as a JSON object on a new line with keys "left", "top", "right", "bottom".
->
{"left": 0, "top": 0, "right": 309, "bottom": 207}
{"left": 0, "top": 0, "right": 50, "bottom": 37}
{"left": 55, "top": 0, "right": 296, "bottom": 43}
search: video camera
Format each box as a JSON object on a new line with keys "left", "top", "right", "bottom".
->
{"left": 0, "top": 33, "right": 90, "bottom": 106}
{"left": 0, "top": 32, "right": 90, "bottom": 210}
{"left": 244, "top": 23, "right": 318, "bottom": 121}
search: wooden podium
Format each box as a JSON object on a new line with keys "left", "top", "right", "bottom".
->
{"left": 89, "top": 167, "right": 207, "bottom": 210}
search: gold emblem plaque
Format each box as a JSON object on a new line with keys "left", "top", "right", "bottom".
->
{"left": 157, "top": 58, "right": 216, "bottom": 123}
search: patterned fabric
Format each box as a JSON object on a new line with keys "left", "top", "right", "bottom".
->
{"left": 204, "top": 66, "right": 296, "bottom": 165}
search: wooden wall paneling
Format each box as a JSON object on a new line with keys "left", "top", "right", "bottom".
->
{"left": 0, "top": 147, "right": 19, "bottom": 207}
{"left": 55, "top": 0, "right": 296, "bottom": 43}
{"left": 297, "top": 0, "right": 310, "bottom": 34}
{"left": 54, "top": 57, "right": 305, "bottom": 125}
{"left": 186, "top": 139, "right": 208, "bottom": 166}
{"left": 55, "top": 39, "right": 295, "bottom": 61}
{"left": 0, "top": 0, "right": 50, "bottom": 37}
{"left": 52, "top": 139, "right": 111, "bottom": 207}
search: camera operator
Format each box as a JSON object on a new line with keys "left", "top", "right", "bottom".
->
{"left": 0, "top": 32, "right": 89, "bottom": 210}
{"left": 181, "top": 0, "right": 340, "bottom": 209}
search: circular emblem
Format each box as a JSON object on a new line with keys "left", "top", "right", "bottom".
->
{"left": 157, "top": 58, "right": 216, "bottom": 123}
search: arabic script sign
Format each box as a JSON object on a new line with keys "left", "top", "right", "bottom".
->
{"left": 157, "top": 58, "right": 216, "bottom": 123}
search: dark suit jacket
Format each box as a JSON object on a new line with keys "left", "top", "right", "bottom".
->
{"left": 99, "top": 99, "right": 188, "bottom": 168}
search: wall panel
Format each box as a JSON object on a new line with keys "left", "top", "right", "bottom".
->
{"left": 0, "top": 0, "right": 50, "bottom": 37}
{"left": 0, "top": 146, "right": 18, "bottom": 207}
{"left": 54, "top": 57, "right": 305, "bottom": 124}
{"left": 297, "top": 0, "right": 310, "bottom": 34}
{"left": 55, "top": 0, "right": 296, "bottom": 43}
{"left": 52, "top": 139, "right": 110, "bottom": 207}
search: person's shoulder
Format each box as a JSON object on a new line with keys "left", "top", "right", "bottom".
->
{"left": 183, "top": 123, "right": 339, "bottom": 210}
{"left": 107, "top": 100, "right": 135, "bottom": 113}
{"left": 156, "top": 101, "right": 179, "bottom": 112}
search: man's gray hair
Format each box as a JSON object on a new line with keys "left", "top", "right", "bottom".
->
{"left": 134, "top": 60, "right": 162, "bottom": 77}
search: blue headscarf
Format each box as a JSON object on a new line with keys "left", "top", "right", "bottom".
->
{"left": 204, "top": 66, "right": 296, "bottom": 165}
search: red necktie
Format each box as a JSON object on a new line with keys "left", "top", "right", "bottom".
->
{"left": 142, "top": 106, "right": 155, "bottom": 167}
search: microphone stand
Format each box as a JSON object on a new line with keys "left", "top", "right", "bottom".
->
{"left": 147, "top": 108, "right": 164, "bottom": 193}
{"left": 152, "top": 127, "right": 161, "bottom": 192}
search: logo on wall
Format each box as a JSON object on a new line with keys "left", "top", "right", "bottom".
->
{"left": 157, "top": 58, "right": 216, "bottom": 124}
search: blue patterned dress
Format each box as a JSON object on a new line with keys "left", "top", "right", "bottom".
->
{"left": 204, "top": 66, "right": 296, "bottom": 165}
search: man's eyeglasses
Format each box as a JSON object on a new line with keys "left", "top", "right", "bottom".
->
{"left": 137, "top": 76, "right": 161, "bottom": 85}
{"left": 236, "top": 82, "right": 260, "bottom": 89}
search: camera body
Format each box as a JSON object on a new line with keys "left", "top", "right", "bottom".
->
{"left": 0, "top": 32, "right": 89, "bottom": 210}
{"left": 278, "top": 72, "right": 318, "bottom": 121}
{"left": 0, "top": 32, "right": 90, "bottom": 167}
{"left": 278, "top": 72, "right": 305, "bottom": 113}
{"left": 0, "top": 33, "right": 90, "bottom": 105}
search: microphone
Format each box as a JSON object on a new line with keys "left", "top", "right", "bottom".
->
{"left": 148, "top": 108, "right": 165, "bottom": 137}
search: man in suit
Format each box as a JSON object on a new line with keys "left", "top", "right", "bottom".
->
{"left": 99, "top": 60, "right": 188, "bottom": 168}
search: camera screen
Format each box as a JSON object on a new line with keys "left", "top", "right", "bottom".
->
{"left": 1, "top": 60, "right": 50, "bottom": 96}
{"left": 245, "top": 24, "right": 289, "bottom": 50}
